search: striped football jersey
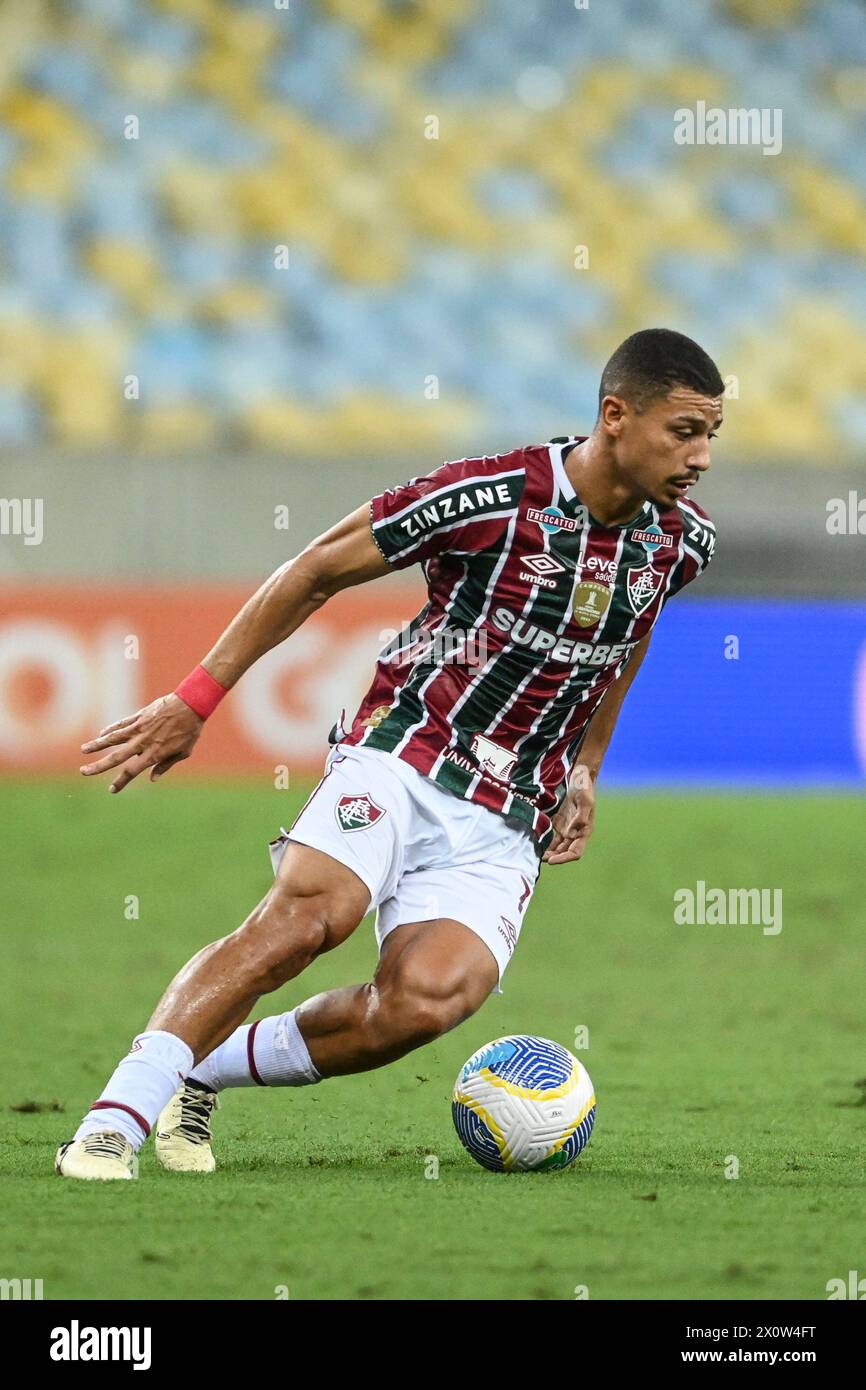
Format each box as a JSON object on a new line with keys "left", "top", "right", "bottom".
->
{"left": 339, "top": 437, "right": 715, "bottom": 852}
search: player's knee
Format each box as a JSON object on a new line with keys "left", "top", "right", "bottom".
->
{"left": 239, "top": 889, "right": 331, "bottom": 991}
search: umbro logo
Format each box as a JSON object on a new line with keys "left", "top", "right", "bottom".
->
{"left": 520, "top": 553, "right": 566, "bottom": 589}
{"left": 522, "top": 553, "right": 566, "bottom": 576}
{"left": 497, "top": 916, "right": 518, "bottom": 955}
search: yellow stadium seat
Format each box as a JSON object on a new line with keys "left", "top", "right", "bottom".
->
{"left": 320, "top": 0, "right": 388, "bottom": 34}
{"left": 2, "top": 88, "right": 96, "bottom": 203}
{"left": 161, "top": 165, "right": 235, "bottom": 235}
{"left": 324, "top": 392, "right": 480, "bottom": 453}
{"left": 110, "top": 50, "right": 186, "bottom": 102}
{"left": 326, "top": 224, "right": 406, "bottom": 284}
{"left": 38, "top": 332, "right": 129, "bottom": 447}
{"left": 370, "top": 11, "right": 447, "bottom": 66}
{"left": 395, "top": 149, "right": 502, "bottom": 250}
{"left": 831, "top": 67, "right": 866, "bottom": 113}
{"left": 153, "top": 0, "right": 223, "bottom": 27}
{"left": 243, "top": 392, "right": 480, "bottom": 454}
{"left": 725, "top": 0, "right": 807, "bottom": 26}
{"left": 242, "top": 399, "right": 338, "bottom": 452}
{"left": 649, "top": 68, "right": 729, "bottom": 106}
{"left": 0, "top": 315, "right": 46, "bottom": 389}
{"left": 231, "top": 166, "right": 308, "bottom": 237}
{"left": 196, "top": 282, "right": 275, "bottom": 326}
{"left": 8, "top": 153, "right": 79, "bottom": 203}
{"left": 783, "top": 161, "right": 866, "bottom": 256}
{"left": 1, "top": 88, "right": 94, "bottom": 158}
{"left": 136, "top": 403, "right": 218, "bottom": 451}
{"left": 86, "top": 241, "right": 164, "bottom": 314}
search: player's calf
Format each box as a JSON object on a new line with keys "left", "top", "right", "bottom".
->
{"left": 297, "top": 918, "right": 500, "bottom": 1076}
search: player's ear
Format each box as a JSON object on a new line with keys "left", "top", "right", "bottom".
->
{"left": 599, "top": 394, "right": 626, "bottom": 435}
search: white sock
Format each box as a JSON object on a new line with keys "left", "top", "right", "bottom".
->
{"left": 190, "top": 1009, "right": 320, "bottom": 1091}
{"left": 74, "top": 1030, "right": 194, "bottom": 1151}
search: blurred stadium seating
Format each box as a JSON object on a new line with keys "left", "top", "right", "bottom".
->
{"left": 0, "top": 0, "right": 865, "bottom": 459}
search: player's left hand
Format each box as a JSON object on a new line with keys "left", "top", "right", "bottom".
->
{"left": 543, "top": 765, "right": 596, "bottom": 865}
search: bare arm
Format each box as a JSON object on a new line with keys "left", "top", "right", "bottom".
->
{"left": 544, "top": 631, "right": 652, "bottom": 865}
{"left": 574, "top": 629, "right": 652, "bottom": 782}
{"left": 198, "top": 504, "right": 388, "bottom": 687}
{"left": 81, "top": 504, "right": 390, "bottom": 792}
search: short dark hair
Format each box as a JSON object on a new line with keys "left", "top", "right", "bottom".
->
{"left": 598, "top": 328, "right": 724, "bottom": 412}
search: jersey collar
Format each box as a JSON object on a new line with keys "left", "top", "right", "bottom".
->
{"left": 548, "top": 436, "right": 581, "bottom": 501}
{"left": 548, "top": 435, "right": 661, "bottom": 532}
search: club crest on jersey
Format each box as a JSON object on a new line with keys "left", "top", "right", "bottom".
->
{"left": 527, "top": 505, "right": 578, "bottom": 534}
{"left": 626, "top": 564, "right": 665, "bottom": 616}
{"left": 470, "top": 733, "right": 517, "bottom": 782}
{"left": 335, "top": 794, "right": 386, "bottom": 832}
{"left": 571, "top": 579, "right": 612, "bottom": 628}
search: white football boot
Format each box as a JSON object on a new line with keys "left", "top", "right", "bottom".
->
{"left": 155, "top": 1080, "right": 219, "bottom": 1173}
{"left": 55, "top": 1130, "right": 138, "bottom": 1180}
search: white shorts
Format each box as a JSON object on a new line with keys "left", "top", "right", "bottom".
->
{"left": 268, "top": 744, "right": 540, "bottom": 986}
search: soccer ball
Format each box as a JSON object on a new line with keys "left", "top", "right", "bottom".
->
{"left": 452, "top": 1035, "right": 596, "bottom": 1172}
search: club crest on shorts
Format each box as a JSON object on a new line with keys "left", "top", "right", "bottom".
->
{"left": 626, "top": 563, "right": 664, "bottom": 617}
{"left": 571, "top": 579, "right": 612, "bottom": 628}
{"left": 335, "top": 793, "right": 386, "bottom": 832}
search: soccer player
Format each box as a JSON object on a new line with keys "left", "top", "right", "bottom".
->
{"left": 56, "top": 328, "right": 722, "bottom": 1179}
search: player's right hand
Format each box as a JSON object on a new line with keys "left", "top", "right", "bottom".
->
{"left": 79, "top": 694, "right": 204, "bottom": 794}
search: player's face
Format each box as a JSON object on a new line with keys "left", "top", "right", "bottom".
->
{"left": 606, "top": 387, "right": 723, "bottom": 510}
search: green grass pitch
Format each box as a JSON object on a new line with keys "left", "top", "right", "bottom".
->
{"left": 1, "top": 776, "right": 863, "bottom": 1301}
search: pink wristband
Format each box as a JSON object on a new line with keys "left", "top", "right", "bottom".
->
{"left": 174, "top": 665, "right": 228, "bottom": 720}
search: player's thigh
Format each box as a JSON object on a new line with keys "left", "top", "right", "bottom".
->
{"left": 268, "top": 749, "right": 406, "bottom": 951}
{"left": 375, "top": 918, "right": 499, "bottom": 1019}
{"left": 376, "top": 848, "right": 538, "bottom": 988}
{"left": 265, "top": 840, "right": 372, "bottom": 951}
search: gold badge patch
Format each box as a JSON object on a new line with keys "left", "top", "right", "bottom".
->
{"left": 361, "top": 704, "right": 391, "bottom": 728}
{"left": 571, "top": 580, "right": 612, "bottom": 628}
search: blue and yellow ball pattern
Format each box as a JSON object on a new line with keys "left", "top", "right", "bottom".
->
{"left": 452, "top": 1035, "right": 596, "bottom": 1172}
